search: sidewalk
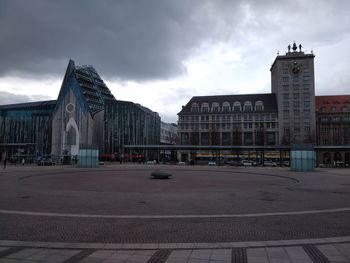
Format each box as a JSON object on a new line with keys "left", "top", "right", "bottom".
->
{"left": 1, "top": 237, "right": 349, "bottom": 262}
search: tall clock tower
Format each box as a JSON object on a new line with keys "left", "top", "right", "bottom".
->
{"left": 271, "top": 42, "right": 316, "bottom": 145}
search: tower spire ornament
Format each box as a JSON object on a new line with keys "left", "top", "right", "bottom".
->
{"left": 288, "top": 44, "right": 291, "bottom": 53}
{"left": 292, "top": 42, "right": 297, "bottom": 51}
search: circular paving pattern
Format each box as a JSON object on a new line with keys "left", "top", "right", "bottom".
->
{"left": 0, "top": 165, "right": 350, "bottom": 243}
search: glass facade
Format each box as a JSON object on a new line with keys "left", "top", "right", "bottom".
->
{"left": 0, "top": 101, "right": 56, "bottom": 158}
{"left": 104, "top": 100, "right": 160, "bottom": 159}
{"left": 1, "top": 60, "right": 161, "bottom": 162}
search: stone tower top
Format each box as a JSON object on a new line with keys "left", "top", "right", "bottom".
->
{"left": 287, "top": 42, "right": 304, "bottom": 55}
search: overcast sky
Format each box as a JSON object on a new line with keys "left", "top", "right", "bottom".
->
{"left": 0, "top": 0, "right": 349, "bottom": 122}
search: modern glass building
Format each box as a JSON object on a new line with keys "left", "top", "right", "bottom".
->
{"left": 0, "top": 60, "right": 161, "bottom": 163}
{"left": 103, "top": 100, "right": 161, "bottom": 161}
{"left": 0, "top": 100, "right": 56, "bottom": 161}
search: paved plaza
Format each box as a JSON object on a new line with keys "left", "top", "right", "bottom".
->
{"left": 0, "top": 164, "right": 349, "bottom": 262}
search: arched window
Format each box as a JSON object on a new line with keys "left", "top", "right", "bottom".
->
{"left": 222, "top": 102, "right": 231, "bottom": 112}
{"left": 201, "top": 102, "right": 209, "bottom": 113}
{"left": 67, "top": 127, "right": 77, "bottom": 145}
{"left": 243, "top": 101, "right": 253, "bottom": 111}
{"left": 255, "top": 101, "right": 264, "bottom": 111}
{"left": 233, "top": 101, "right": 241, "bottom": 111}
{"left": 191, "top": 103, "right": 199, "bottom": 112}
{"left": 342, "top": 106, "right": 348, "bottom": 112}
{"left": 211, "top": 102, "right": 220, "bottom": 112}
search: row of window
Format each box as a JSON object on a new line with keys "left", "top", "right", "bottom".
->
{"left": 319, "top": 116, "right": 350, "bottom": 123}
{"left": 191, "top": 101, "right": 264, "bottom": 113}
{"left": 319, "top": 106, "right": 349, "bottom": 113}
{"left": 179, "top": 131, "right": 277, "bottom": 145}
{"left": 319, "top": 127, "right": 350, "bottom": 132}
{"left": 179, "top": 113, "right": 277, "bottom": 122}
{"left": 282, "top": 109, "right": 312, "bottom": 117}
{"left": 179, "top": 122, "right": 278, "bottom": 130}
{"left": 283, "top": 92, "right": 311, "bottom": 100}
{"left": 283, "top": 101, "right": 311, "bottom": 108}
{"left": 282, "top": 84, "right": 310, "bottom": 91}
{"left": 282, "top": 75, "right": 311, "bottom": 83}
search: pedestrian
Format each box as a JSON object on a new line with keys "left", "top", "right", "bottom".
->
{"left": 22, "top": 158, "right": 25, "bottom": 165}
{"left": 3, "top": 157, "right": 7, "bottom": 169}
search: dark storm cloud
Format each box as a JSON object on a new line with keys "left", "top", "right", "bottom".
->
{"left": 1, "top": 0, "right": 350, "bottom": 81}
{"left": 0, "top": 0, "right": 243, "bottom": 80}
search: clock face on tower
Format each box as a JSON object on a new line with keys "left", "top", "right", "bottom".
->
{"left": 291, "top": 61, "right": 301, "bottom": 75}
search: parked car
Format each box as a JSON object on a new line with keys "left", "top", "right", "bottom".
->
{"left": 208, "top": 161, "right": 216, "bottom": 166}
{"left": 335, "top": 161, "right": 344, "bottom": 167}
{"left": 38, "top": 158, "right": 55, "bottom": 166}
{"left": 283, "top": 161, "right": 290, "bottom": 167}
{"left": 242, "top": 160, "right": 253, "bottom": 167}
{"left": 263, "top": 161, "right": 277, "bottom": 167}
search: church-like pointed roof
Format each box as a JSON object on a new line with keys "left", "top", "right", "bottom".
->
{"left": 74, "top": 64, "right": 116, "bottom": 114}
{"left": 56, "top": 60, "right": 116, "bottom": 116}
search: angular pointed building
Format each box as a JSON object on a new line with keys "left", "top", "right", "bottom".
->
{"left": 51, "top": 60, "right": 116, "bottom": 158}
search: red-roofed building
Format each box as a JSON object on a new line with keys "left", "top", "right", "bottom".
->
{"left": 316, "top": 95, "right": 350, "bottom": 113}
{"left": 316, "top": 95, "right": 350, "bottom": 165}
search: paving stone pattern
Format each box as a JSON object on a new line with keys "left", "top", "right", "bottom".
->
{"left": 1, "top": 166, "right": 350, "bottom": 262}
{"left": 1, "top": 247, "right": 80, "bottom": 262}
{"left": 0, "top": 244, "right": 349, "bottom": 262}
{"left": 1, "top": 166, "right": 350, "bottom": 243}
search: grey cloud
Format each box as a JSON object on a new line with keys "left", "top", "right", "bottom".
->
{"left": 0, "top": 91, "right": 51, "bottom": 105}
{"left": 0, "top": 0, "right": 350, "bottom": 83}
{"left": 0, "top": 0, "right": 243, "bottom": 80}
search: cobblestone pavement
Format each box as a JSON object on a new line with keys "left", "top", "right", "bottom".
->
{"left": 0, "top": 238, "right": 350, "bottom": 262}
{"left": 0, "top": 164, "right": 349, "bottom": 261}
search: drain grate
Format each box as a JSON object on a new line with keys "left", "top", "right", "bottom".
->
{"left": 147, "top": 249, "right": 172, "bottom": 263}
{"left": 303, "top": 245, "right": 330, "bottom": 263}
{"left": 231, "top": 248, "right": 247, "bottom": 263}
{"left": 63, "top": 249, "right": 96, "bottom": 263}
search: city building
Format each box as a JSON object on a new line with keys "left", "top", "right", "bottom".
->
{"left": 177, "top": 42, "right": 349, "bottom": 165}
{"left": 160, "top": 122, "right": 178, "bottom": 145}
{"left": 0, "top": 60, "right": 161, "bottom": 163}
{"left": 178, "top": 94, "right": 278, "bottom": 146}
{"left": 51, "top": 60, "right": 116, "bottom": 160}
{"left": 271, "top": 42, "right": 316, "bottom": 145}
{"left": 0, "top": 100, "right": 56, "bottom": 162}
{"left": 177, "top": 94, "right": 280, "bottom": 163}
{"left": 103, "top": 100, "right": 161, "bottom": 161}
{"left": 160, "top": 122, "right": 178, "bottom": 162}
{"left": 316, "top": 95, "right": 350, "bottom": 165}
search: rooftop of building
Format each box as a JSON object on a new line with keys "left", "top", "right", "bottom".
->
{"left": 316, "top": 95, "right": 350, "bottom": 113}
{"left": 178, "top": 93, "right": 277, "bottom": 114}
{"left": 270, "top": 42, "right": 315, "bottom": 70}
{"left": 0, "top": 100, "right": 57, "bottom": 110}
{"left": 54, "top": 59, "right": 117, "bottom": 117}
{"left": 104, "top": 99, "right": 159, "bottom": 117}
{"left": 73, "top": 62, "right": 116, "bottom": 115}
